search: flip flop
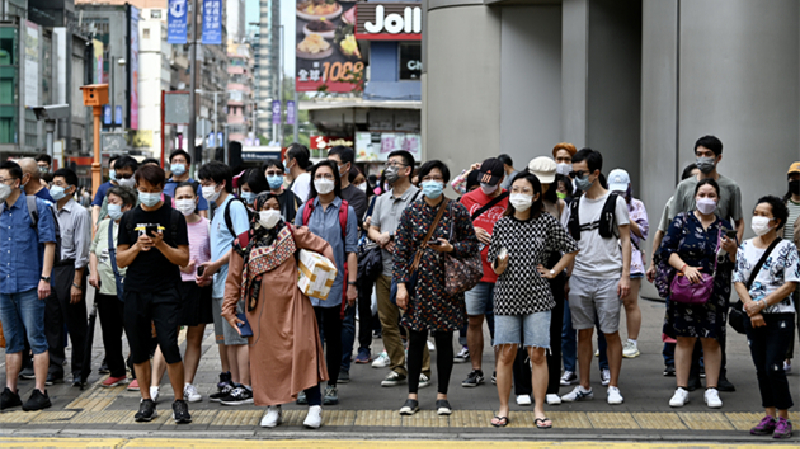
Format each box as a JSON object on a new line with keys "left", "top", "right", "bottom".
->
{"left": 535, "top": 417, "right": 552, "bottom": 429}
{"left": 491, "top": 416, "right": 510, "bottom": 427}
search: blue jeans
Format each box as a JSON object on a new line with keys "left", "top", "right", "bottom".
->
{"left": 663, "top": 342, "right": 675, "bottom": 365}
{"left": 466, "top": 282, "right": 495, "bottom": 343}
{"left": 0, "top": 289, "right": 47, "bottom": 354}
{"left": 340, "top": 303, "right": 356, "bottom": 373}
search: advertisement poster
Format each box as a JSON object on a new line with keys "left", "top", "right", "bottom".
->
{"left": 93, "top": 39, "right": 104, "bottom": 85}
{"left": 356, "top": 132, "right": 420, "bottom": 162}
{"left": 129, "top": 6, "right": 140, "bottom": 130}
{"left": 272, "top": 100, "right": 281, "bottom": 124}
{"left": 167, "top": 0, "right": 188, "bottom": 44}
{"left": 23, "top": 21, "right": 38, "bottom": 107}
{"left": 286, "top": 100, "right": 296, "bottom": 125}
{"left": 295, "top": 0, "right": 363, "bottom": 92}
{"left": 202, "top": 0, "right": 222, "bottom": 45}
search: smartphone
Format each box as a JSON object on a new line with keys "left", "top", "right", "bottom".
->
{"left": 428, "top": 240, "right": 440, "bottom": 246}
{"left": 145, "top": 224, "right": 158, "bottom": 237}
{"left": 725, "top": 230, "right": 737, "bottom": 241}
{"left": 197, "top": 265, "right": 205, "bottom": 277}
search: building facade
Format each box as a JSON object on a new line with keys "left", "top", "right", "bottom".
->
{"left": 226, "top": 40, "right": 253, "bottom": 145}
{"left": 255, "top": 0, "right": 280, "bottom": 142}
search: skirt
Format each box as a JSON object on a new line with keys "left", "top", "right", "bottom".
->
{"left": 179, "top": 281, "right": 214, "bottom": 326}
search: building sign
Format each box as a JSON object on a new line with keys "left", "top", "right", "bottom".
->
{"left": 202, "top": 0, "right": 222, "bottom": 44}
{"left": 399, "top": 42, "right": 421, "bottom": 80}
{"left": 356, "top": 132, "right": 420, "bottom": 162}
{"left": 356, "top": 3, "right": 422, "bottom": 41}
{"left": 167, "top": 0, "right": 188, "bottom": 44}
{"left": 310, "top": 135, "right": 353, "bottom": 158}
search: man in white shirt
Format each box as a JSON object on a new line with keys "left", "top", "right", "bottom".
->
{"left": 284, "top": 143, "right": 312, "bottom": 203}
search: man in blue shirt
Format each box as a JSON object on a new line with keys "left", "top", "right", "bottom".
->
{"left": 0, "top": 161, "right": 56, "bottom": 411}
{"left": 197, "top": 161, "right": 251, "bottom": 405}
{"left": 91, "top": 156, "right": 119, "bottom": 230}
{"left": 164, "top": 150, "right": 208, "bottom": 218}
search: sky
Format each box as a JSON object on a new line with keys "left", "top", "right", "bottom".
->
{"left": 245, "top": 0, "right": 296, "bottom": 76}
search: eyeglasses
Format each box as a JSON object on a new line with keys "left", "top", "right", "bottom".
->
{"left": 385, "top": 161, "right": 406, "bottom": 169}
{"left": 569, "top": 170, "right": 589, "bottom": 179}
{"left": 0, "top": 178, "right": 15, "bottom": 184}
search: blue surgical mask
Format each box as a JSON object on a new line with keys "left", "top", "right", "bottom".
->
{"left": 50, "top": 186, "right": 67, "bottom": 201}
{"left": 241, "top": 191, "right": 256, "bottom": 204}
{"left": 284, "top": 160, "right": 292, "bottom": 175}
{"left": 574, "top": 175, "right": 592, "bottom": 191}
{"left": 139, "top": 191, "right": 161, "bottom": 207}
{"left": 268, "top": 175, "right": 283, "bottom": 189}
{"left": 108, "top": 203, "right": 123, "bottom": 220}
{"left": 108, "top": 169, "right": 117, "bottom": 181}
{"left": 421, "top": 181, "right": 443, "bottom": 199}
{"left": 170, "top": 163, "right": 186, "bottom": 176}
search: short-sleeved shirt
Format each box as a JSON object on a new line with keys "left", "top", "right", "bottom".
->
{"left": 733, "top": 238, "right": 800, "bottom": 314}
{"left": 460, "top": 188, "right": 510, "bottom": 283}
{"left": 90, "top": 219, "right": 127, "bottom": 296}
{"left": 116, "top": 203, "right": 190, "bottom": 293}
{"left": 561, "top": 192, "right": 630, "bottom": 279}
{"left": 291, "top": 172, "right": 312, "bottom": 203}
{"left": 658, "top": 197, "right": 674, "bottom": 233}
{"left": 784, "top": 199, "right": 800, "bottom": 242}
{"left": 92, "top": 181, "right": 115, "bottom": 207}
{"left": 340, "top": 184, "right": 367, "bottom": 229}
{"left": 0, "top": 193, "right": 57, "bottom": 294}
{"left": 210, "top": 195, "right": 250, "bottom": 298}
{"left": 668, "top": 174, "right": 743, "bottom": 226}
{"left": 296, "top": 196, "right": 358, "bottom": 307}
{"left": 371, "top": 185, "right": 420, "bottom": 277}
{"left": 164, "top": 178, "right": 208, "bottom": 211}
{"left": 182, "top": 217, "right": 211, "bottom": 282}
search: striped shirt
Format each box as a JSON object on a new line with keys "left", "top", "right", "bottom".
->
{"left": 784, "top": 199, "right": 800, "bottom": 242}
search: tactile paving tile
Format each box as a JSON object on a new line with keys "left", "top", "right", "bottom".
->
{"left": 70, "top": 410, "right": 134, "bottom": 424}
{"left": 449, "top": 410, "right": 494, "bottom": 428}
{"left": 678, "top": 412, "right": 733, "bottom": 430}
{"left": 0, "top": 411, "right": 39, "bottom": 423}
{"left": 354, "top": 409, "right": 402, "bottom": 427}
{"left": 161, "top": 409, "right": 216, "bottom": 426}
{"left": 502, "top": 410, "right": 533, "bottom": 428}
{"left": 325, "top": 410, "right": 356, "bottom": 426}
{"left": 210, "top": 409, "right": 261, "bottom": 426}
{"left": 29, "top": 410, "right": 77, "bottom": 423}
{"left": 633, "top": 412, "right": 686, "bottom": 430}
{"left": 400, "top": 410, "right": 449, "bottom": 428}
{"left": 586, "top": 412, "right": 639, "bottom": 429}
{"left": 724, "top": 412, "right": 765, "bottom": 431}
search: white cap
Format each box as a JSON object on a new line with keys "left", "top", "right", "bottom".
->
{"left": 608, "top": 168, "right": 630, "bottom": 192}
{"left": 528, "top": 156, "right": 557, "bottom": 184}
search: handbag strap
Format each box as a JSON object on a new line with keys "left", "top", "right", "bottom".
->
{"left": 746, "top": 237, "right": 782, "bottom": 290}
{"left": 108, "top": 222, "right": 120, "bottom": 280}
{"left": 710, "top": 228, "right": 721, "bottom": 277}
{"left": 411, "top": 198, "right": 449, "bottom": 273}
{"left": 471, "top": 192, "right": 508, "bottom": 221}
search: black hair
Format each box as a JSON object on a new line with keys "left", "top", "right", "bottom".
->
{"left": 174, "top": 181, "right": 198, "bottom": 197}
{"left": 543, "top": 172, "right": 558, "bottom": 204}
{"left": 308, "top": 160, "right": 342, "bottom": 200}
{"left": 286, "top": 143, "right": 311, "bottom": 170}
{"left": 497, "top": 154, "right": 513, "bottom": 167}
{"left": 328, "top": 145, "right": 355, "bottom": 165}
{"left": 348, "top": 166, "right": 359, "bottom": 184}
{"left": 107, "top": 186, "right": 136, "bottom": 207}
{"left": 555, "top": 174, "right": 572, "bottom": 202}
{"left": 262, "top": 158, "right": 284, "bottom": 173}
{"left": 694, "top": 135, "right": 723, "bottom": 156}
{"left": 199, "top": 161, "right": 233, "bottom": 193}
{"left": 0, "top": 161, "right": 23, "bottom": 182}
{"left": 242, "top": 168, "right": 267, "bottom": 194}
{"left": 417, "top": 160, "right": 451, "bottom": 185}
{"left": 141, "top": 158, "right": 161, "bottom": 167}
{"left": 681, "top": 163, "right": 698, "bottom": 181}
{"left": 169, "top": 149, "right": 192, "bottom": 165}
{"left": 115, "top": 155, "right": 138, "bottom": 172}
{"left": 35, "top": 154, "right": 52, "bottom": 165}
{"left": 53, "top": 168, "right": 78, "bottom": 188}
{"left": 135, "top": 164, "right": 166, "bottom": 187}
{"left": 694, "top": 178, "right": 720, "bottom": 198}
{"left": 465, "top": 169, "right": 480, "bottom": 192}
{"left": 598, "top": 173, "right": 608, "bottom": 189}
{"left": 109, "top": 155, "right": 120, "bottom": 168}
{"left": 388, "top": 150, "right": 415, "bottom": 172}
{"left": 572, "top": 148, "right": 603, "bottom": 175}
{"left": 506, "top": 170, "right": 543, "bottom": 219}
{"left": 755, "top": 195, "right": 788, "bottom": 230}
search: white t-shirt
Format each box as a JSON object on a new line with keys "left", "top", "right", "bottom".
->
{"left": 291, "top": 172, "right": 311, "bottom": 203}
{"left": 733, "top": 239, "right": 800, "bottom": 314}
{"left": 562, "top": 193, "right": 630, "bottom": 279}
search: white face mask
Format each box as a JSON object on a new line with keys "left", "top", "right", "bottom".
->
{"left": 202, "top": 185, "right": 221, "bottom": 202}
{"left": 555, "top": 163, "right": 571, "bottom": 176}
{"left": 117, "top": 177, "right": 135, "bottom": 189}
{"left": 176, "top": 199, "right": 195, "bottom": 216}
{"left": 259, "top": 210, "right": 281, "bottom": 229}
{"left": 108, "top": 203, "right": 124, "bottom": 220}
{"left": 314, "top": 178, "right": 335, "bottom": 195}
{"left": 751, "top": 216, "right": 773, "bottom": 236}
{"left": 481, "top": 183, "right": 498, "bottom": 195}
{"left": 509, "top": 193, "right": 533, "bottom": 212}
{"left": 696, "top": 197, "right": 717, "bottom": 215}
{"left": 0, "top": 183, "right": 12, "bottom": 201}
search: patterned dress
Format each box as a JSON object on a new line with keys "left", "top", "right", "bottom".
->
{"left": 657, "top": 212, "right": 733, "bottom": 340}
{"left": 394, "top": 198, "right": 479, "bottom": 331}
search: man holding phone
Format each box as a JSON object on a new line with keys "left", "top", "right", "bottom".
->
{"left": 116, "top": 164, "right": 191, "bottom": 424}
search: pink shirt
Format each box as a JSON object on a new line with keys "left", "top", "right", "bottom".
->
{"left": 182, "top": 217, "right": 212, "bottom": 282}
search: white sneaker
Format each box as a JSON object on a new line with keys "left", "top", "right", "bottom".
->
{"left": 669, "top": 387, "right": 689, "bottom": 407}
{"left": 546, "top": 394, "right": 562, "bottom": 405}
{"left": 607, "top": 386, "right": 624, "bottom": 405}
{"left": 704, "top": 388, "right": 722, "bottom": 409}
{"left": 261, "top": 405, "right": 282, "bottom": 428}
{"left": 453, "top": 346, "right": 470, "bottom": 363}
{"left": 560, "top": 370, "right": 577, "bottom": 386}
{"left": 516, "top": 395, "right": 532, "bottom": 406}
{"left": 372, "top": 353, "right": 390, "bottom": 368}
{"left": 183, "top": 383, "right": 202, "bottom": 403}
{"left": 418, "top": 373, "right": 430, "bottom": 388}
{"left": 561, "top": 386, "right": 593, "bottom": 402}
{"left": 784, "top": 360, "right": 792, "bottom": 373}
{"left": 150, "top": 386, "right": 160, "bottom": 403}
{"left": 622, "top": 340, "right": 640, "bottom": 358}
{"left": 601, "top": 369, "right": 611, "bottom": 386}
{"left": 303, "top": 405, "right": 323, "bottom": 429}
{"left": 427, "top": 341, "right": 435, "bottom": 351}
{"left": 594, "top": 349, "right": 599, "bottom": 357}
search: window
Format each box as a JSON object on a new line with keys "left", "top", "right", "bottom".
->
{"left": 151, "top": 10, "right": 162, "bottom": 19}
{"left": 142, "top": 28, "right": 150, "bottom": 39}
{"left": 399, "top": 42, "right": 422, "bottom": 80}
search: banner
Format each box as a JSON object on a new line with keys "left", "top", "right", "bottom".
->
{"left": 115, "top": 106, "right": 123, "bottom": 125}
{"left": 272, "top": 100, "right": 281, "bottom": 124}
{"left": 167, "top": 0, "right": 188, "bottom": 44}
{"left": 23, "top": 21, "right": 39, "bottom": 107}
{"left": 202, "top": 0, "right": 222, "bottom": 44}
{"left": 93, "top": 39, "right": 104, "bottom": 85}
{"left": 286, "top": 101, "right": 296, "bottom": 125}
{"left": 129, "top": 6, "right": 140, "bottom": 129}
{"left": 217, "top": 132, "right": 223, "bottom": 147}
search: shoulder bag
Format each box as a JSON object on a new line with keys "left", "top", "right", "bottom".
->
{"left": 445, "top": 200, "right": 483, "bottom": 296}
{"left": 108, "top": 222, "right": 125, "bottom": 301}
{"left": 407, "top": 199, "right": 447, "bottom": 297}
{"left": 669, "top": 228, "right": 721, "bottom": 304}
{"left": 729, "top": 238, "right": 782, "bottom": 334}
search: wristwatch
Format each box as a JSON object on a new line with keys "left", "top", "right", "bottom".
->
{"left": 348, "top": 281, "right": 357, "bottom": 286}
{"left": 72, "top": 282, "right": 82, "bottom": 290}
{"left": 40, "top": 276, "right": 50, "bottom": 282}
{"left": 550, "top": 269, "right": 556, "bottom": 276}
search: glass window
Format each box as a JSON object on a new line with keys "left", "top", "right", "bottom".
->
{"left": 399, "top": 42, "right": 421, "bottom": 81}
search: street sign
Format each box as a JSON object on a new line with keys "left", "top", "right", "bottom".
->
{"left": 164, "top": 92, "right": 190, "bottom": 124}
{"left": 103, "top": 105, "right": 112, "bottom": 125}
{"left": 115, "top": 105, "right": 123, "bottom": 125}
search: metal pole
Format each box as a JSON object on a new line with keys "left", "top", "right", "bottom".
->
{"left": 160, "top": 89, "right": 166, "bottom": 167}
{"left": 278, "top": 25, "right": 283, "bottom": 145}
{"left": 188, "top": 0, "right": 198, "bottom": 164}
{"left": 292, "top": 88, "right": 298, "bottom": 144}
{"left": 110, "top": 57, "right": 114, "bottom": 130}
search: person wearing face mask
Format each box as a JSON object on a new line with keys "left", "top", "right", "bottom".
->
{"left": 552, "top": 142, "right": 578, "bottom": 190}
{"left": 91, "top": 156, "right": 119, "bottom": 228}
{"left": 666, "top": 135, "right": 743, "bottom": 392}
{"left": 163, "top": 150, "right": 209, "bottom": 219}
{"left": 785, "top": 162, "right": 800, "bottom": 375}
{"left": 295, "top": 160, "right": 358, "bottom": 407}
{"left": 488, "top": 171, "right": 578, "bottom": 428}
{"left": 35, "top": 155, "right": 53, "bottom": 188}
{"left": 95, "top": 156, "right": 139, "bottom": 230}
{"left": 17, "top": 158, "right": 55, "bottom": 203}
{"left": 45, "top": 168, "right": 91, "bottom": 388}
{"left": 733, "top": 196, "right": 798, "bottom": 439}
{"left": 459, "top": 158, "right": 509, "bottom": 389}
{"left": 394, "top": 160, "right": 479, "bottom": 416}
{"left": 221, "top": 192, "right": 334, "bottom": 429}
{"left": 284, "top": 143, "right": 312, "bottom": 203}
{"left": 263, "top": 159, "right": 301, "bottom": 223}
{"left": 239, "top": 168, "right": 267, "bottom": 210}
{"left": 657, "top": 178, "right": 736, "bottom": 409}
{"left": 89, "top": 186, "right": 136, "bottom": 388}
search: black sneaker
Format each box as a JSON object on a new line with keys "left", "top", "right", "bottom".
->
{"left": 220, "top": 385, "right": 254, "bottom": 406}
{"left": 45, "top": 373, "right": 63, "bottom": 386}
{"left": 663, "top": 364, "right": 676, "bottom": 377}
{"left": 98, "top": 360, "right": 110, "bottom": 375}
{"left": 491, "top": 371, "right": 497, "bottom": 386}
{"left": 22, "top": 389, "right": 51, "bottom": 411}
{"left": 436, "top": 399, "right": 452, "bottom": 415}
{"left": 19, "top": 366, "right": 35, "bottom": 380}
{"left": 0, "top": 388, "right": 22, "bottom": 410}
{"left": 135, "top": 399, "right": 157, "bottom": 422}
{"left": 462, "top": 370, "right": 485, "bottom": 387}
{"left": 399, "top": 399, "right": 419, "bottom": 415}
{"left": 71, "top": 373, "right": 84, "bottom": 388}
{"left": 717, "top": 376, "right": 735, "bottom": 392}
{"left": 172, "top": 400, "right": 192, "bottom": 424}
{"left": 210, "top": 382, "right": 233, "bottom": 402}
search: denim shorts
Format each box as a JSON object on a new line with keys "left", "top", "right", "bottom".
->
{"left": 493, "top": 311, "right": 551, "bottom": 349}
{"left": 465, "top": 282, "right": 495, "bottom": 316}
{"left": 568, "top": 276, "right": 622, "bottom": 333}
{"left": 212, "top": 297, "right": 249, "bottom": 346}
{"left": 0, "top": 289, "right": 47, "bottom": 354}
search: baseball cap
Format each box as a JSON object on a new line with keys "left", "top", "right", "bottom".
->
{"left": 478, "top": 158, "right": 505, "bottom": 186}
{"left": 608, "top": 169, "right": 630, "bottom": 192}
{"left": 788, "top": 162, "right": 800, "bottom": 175}
{"left": 528, "top": 156, "right": 557, "bottom": 184}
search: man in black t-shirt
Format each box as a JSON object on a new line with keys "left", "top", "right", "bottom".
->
{"left": 116, "top": 164, "right": 191, "bottom": 424}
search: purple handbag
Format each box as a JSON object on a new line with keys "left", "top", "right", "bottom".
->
{"left": 669, "top": 229, "right": 720, "bottom": 304}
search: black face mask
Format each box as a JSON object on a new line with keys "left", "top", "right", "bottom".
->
{"left": 790, "top": 180, "right": 800, "bottom": 195}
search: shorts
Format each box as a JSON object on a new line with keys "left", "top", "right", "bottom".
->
{"left": 123, "top": 288, "right": 182, "bottom": 365}
{"left": 465, "top": 282, "right": 495, "bottom": 316}
{"left": 212, "top": 297, "right": 249, "bottom": 345}
{"left": 631, "top": 273, "right": 644, "bottom": 279}
{"left": 568, "top": 276, "right": 621, "bottom": 334}
{"left": 179, "top": 281, "right": 213, "bottom": 326}
{"left": 0, "top": 289, "right": 47, "bottom": 354}
{"left": 493, "top": 311, "right": 551, "bottom": 349}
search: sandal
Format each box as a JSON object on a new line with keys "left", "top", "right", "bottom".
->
{"left": 491, "top": 416, "right": 510, "bottom": 427}
{"left": 535, "top": 417, "right": 552, "bottom": 429}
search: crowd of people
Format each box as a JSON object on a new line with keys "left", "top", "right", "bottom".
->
{"left": 0, "top": 136, "right": 796, "bottom": 438}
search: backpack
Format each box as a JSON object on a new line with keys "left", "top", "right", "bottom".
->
{"left": 223, "top": 196, "right": 254, "bottom": 238}
{"left": 125, "top": 205, "right": 182, "bottom": 248}
{"left": 0, "top": 194, "right": 62, "bottom": 265}
{"left": 301, "top": 198, "right": 350, "bottom": 318}
{"left": 568, "top": 192, "right": 619, "bottom": 241}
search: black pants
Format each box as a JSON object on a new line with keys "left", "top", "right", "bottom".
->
{"left": 123, "top": 289, "right": 182, "bottom": 365}
{"left": 96, "top": 293, "right": 126, "bottom": 378}
{"left": 315, "top": 305, "right": 343, "bottom": 387}
{"left": 746, "top": 313, "right": 795, "bottom": 410}
{"left": 513, "top": 346, "right": 532, "bottom": 396}
{"left": 546, "top": 275, "right": 565, "bottom": 395}
{"left": 45, "top": 264, "right": 87, "bottom": 376}
{"left": 357, "top": 275, "right": 375, "bottom": 349}
{"left": 408, "top": 329, "right": 454, "bottom": 394}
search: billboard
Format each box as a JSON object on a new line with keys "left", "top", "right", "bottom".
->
{"left": 202, "top": 0, "right": 222, "bottom": 44}
{"left": 23, "top": 21, "right": 39, "bottom": 107}
{"left": 93, "top": 39, "right": 104, "bottom": 85}
{"left": 296, "top": 0, "right": 363, "bottom": 92}
{"left": 129, "top": 6, "right": 140, "bottom": 130}
{"left": 168, "top": 0, "right": 188, "bottom": 44}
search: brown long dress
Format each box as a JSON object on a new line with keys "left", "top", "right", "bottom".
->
{"left": 222, "top": 225, "right": 333, "bottom": 406}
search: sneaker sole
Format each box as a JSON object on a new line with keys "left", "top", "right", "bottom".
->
{"left": 304, "top": 422, "right": 322, "bottom": 429}
{"left": 185, "top": 396, "right": 203, "bottom": 403}
{"left": 437, "top": 408, "right": 452, "bottom": 415}
{"left": 261, "top": 418, "right": 282, "bottom": 428}
{"left": 135, "top": 412, "right": 157, "bottom": 423}
{"left": 22, "top": 402, "right": 51, "bottom": 412}
{"left": 102, "top": 381, "right": 126, "bottom": 388}
{"left": 622, "top": 351, "right": 640, "bottom": 358}
{"left": 220, "top": 399, "right": 255, "bottom": 406}
{"left": 461, "top": 381, "right": 483, "bottom": 388}
{"left": 324, "top": 399, "right": 339, "bottom": 405}
{"left": 669, "top": 402, "right": 687, "bottom": 407}
{"left": 608, "top": 399, "right": 624, "bottom": 405}
{"left": 562, "top": 394, "right": 593, "bottom": 402}
{"left": 399, "top": 408, "right": 418, "bottom": 415}
{"left": 706, "top": 403, "right": 722, "bottom": 409}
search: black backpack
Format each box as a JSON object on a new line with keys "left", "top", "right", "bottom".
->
{"left": 223, "top": 196, "right": 254, "bottom": 238}
{"left": 0, "top": 194, "right": 62, "bottom": 264}
{"left": 568, "top": 192, "right": 619, "bottom": 241}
